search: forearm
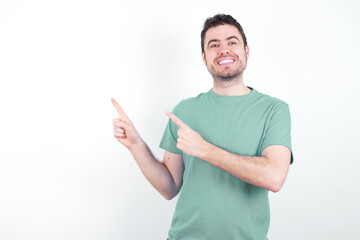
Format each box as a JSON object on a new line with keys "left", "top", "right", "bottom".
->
{"left": 129, "top": 140, "right": 177, "bottom": 199}
{"left": 199, "top": 143, "right": 283, "bottom": 192}
{"left": 165, "top": 110, "right": 290, "bottom": 192}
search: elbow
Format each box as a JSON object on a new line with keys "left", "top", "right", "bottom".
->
{"left": 268, "top": 178, "right": 286, "bottom": 193}
{"left": 163, "top": 183, "right": 182, "bottom": 200}
{"left": 161, "top": 179, "right": 183, "bottom": 200}
{"left": 163, "top": 194, "right": 174, "bottom": 200}
{"left": 269, "top": 185, "right": 282, "bottom": 193}
{"left": 162, "top": 191, "right": 177, "bottom": 200}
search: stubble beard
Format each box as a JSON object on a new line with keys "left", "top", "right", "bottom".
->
{"left": 210, "top": 66, "right": 243, "bottom": 82}
{"left": 206, "top": 57, "right": 247, "bottom": 83}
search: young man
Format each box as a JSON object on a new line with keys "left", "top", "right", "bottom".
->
{"left": 112, "top": 14, "right": 293, "bottom": 240}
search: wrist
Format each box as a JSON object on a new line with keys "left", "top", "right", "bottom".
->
{"left": 129, "top": 139, "right": 146, "bottom": 153}
{"left": 198, "top": 140, "right": 214, "bottom": 160}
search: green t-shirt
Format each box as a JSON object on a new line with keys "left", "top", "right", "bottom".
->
{"left": 159, "top": 87, "right": 293, "bottom": 240}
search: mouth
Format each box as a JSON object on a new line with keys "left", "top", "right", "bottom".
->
{"left": 218, "top": 59, "right": 235, "bottom": 65}
{"left": 217, "top": 57, "right": 236, "bottom": 66}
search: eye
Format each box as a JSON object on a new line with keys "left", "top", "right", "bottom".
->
{"left": 210, "top": 44, "right": 219, "bottom": 48}
{"left": 229, "top": 41, "right": 237, "bottom": 45}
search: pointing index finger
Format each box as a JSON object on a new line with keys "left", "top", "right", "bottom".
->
{"left": 165, "top": 111, "right": 187, "bottom": 129}
{"left": 111, "top": 98, "right": 128, "bottom": 121}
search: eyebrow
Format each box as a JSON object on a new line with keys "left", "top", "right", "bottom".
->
{"left": 207, "top": 36, "right": 240, "bottom": 47}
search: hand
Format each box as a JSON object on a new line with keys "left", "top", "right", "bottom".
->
{"left": 165, "top": 111, "right": 209, "bottom": 158}
{"left": 111, "top": 98, "right": 143, "bottom": 151}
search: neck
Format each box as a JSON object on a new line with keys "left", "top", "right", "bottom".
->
{"left": 212, "top": 74, "right": 251, "bottom": 96}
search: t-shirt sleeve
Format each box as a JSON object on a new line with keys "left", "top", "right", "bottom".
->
{"left": 261, "top": 102, "right": 294, "bottom": 164}
{"left": 159, "top": 104, "right": 182, "bottom": 154}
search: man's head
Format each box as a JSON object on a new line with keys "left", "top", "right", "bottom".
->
{"left": 201, "top": 14, "right": 249, "bottom": 82}
{"left": 201, "top": 14, "right": 247, "bottom": 54}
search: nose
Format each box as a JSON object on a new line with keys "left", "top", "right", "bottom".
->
{"left": 219, "top": 47, "right": 230, "bottom": 55}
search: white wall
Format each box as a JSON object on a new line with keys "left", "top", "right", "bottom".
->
{"left": 0, "top": 0, "right": 359, "bottom": 239}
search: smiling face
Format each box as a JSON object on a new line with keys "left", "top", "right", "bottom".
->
{"left": 202, "top": 24, "right": 249, "bottom": 81}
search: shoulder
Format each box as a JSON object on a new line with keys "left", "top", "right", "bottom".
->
{"left": 253, "top": 89, "right": 290, "bottom": 110}
{"left": 173, "top": 91, "right": 209, "bottom": 112}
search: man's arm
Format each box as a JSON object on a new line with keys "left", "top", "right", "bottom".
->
{"left": 111, "top": 99, "right": 184, "bottom": 200}
{"left": 165, "top": 111, "right": 291, "bottom": 193}
{"left": 129, "top": 143, "right": 184, "bottom": 200}
{"left": 199, "top": 143, "right": 291, "bottom": 192}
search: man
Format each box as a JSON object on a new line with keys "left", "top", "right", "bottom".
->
{"left": 112, "top": 14, "right": 293, "bottom": 240}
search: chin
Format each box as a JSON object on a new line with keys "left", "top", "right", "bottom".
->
{"left": 218, "top": 71, "right": 242, "bottom": 79}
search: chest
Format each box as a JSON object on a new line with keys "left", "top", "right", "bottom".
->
{"left": 183, "top": 103, "right": 271, "bottom": 156}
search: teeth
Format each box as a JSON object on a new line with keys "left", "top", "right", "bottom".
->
{"left": 219, "top": 59, "right": 234, "bottom": 64}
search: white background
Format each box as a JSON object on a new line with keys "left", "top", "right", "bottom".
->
{"left": 0, "top": 0, "right": 359, "bottom": 239}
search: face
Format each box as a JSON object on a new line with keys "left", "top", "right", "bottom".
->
{"left": 202, "top": 24, "right": 249, "bottom": 81}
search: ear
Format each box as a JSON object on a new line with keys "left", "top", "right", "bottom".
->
{"left": 245, "top": 45, "right": 250, "bottom": 59}
{"left": 202, "top": 51, "right": 206, "bottom": 63}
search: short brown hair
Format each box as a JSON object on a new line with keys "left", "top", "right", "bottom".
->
{"left": 201, "top": 14, "right": 247, "bottom": 53}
